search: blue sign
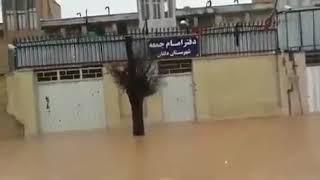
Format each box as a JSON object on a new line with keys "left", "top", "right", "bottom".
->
{"left": 149, "top": 36, "right": 199, "bottom": 59}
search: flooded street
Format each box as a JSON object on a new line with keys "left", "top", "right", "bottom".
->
{"left": 1, "top": 117, "right": 320, "bottom": 180}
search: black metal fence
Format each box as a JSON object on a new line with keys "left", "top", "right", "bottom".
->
{"left": 277, "top": 7, "right": 320, "bottom": 51}
{"left": 201, "top": 24, "right": 278, "bottom": 56}
{"left": 14, "top": 23, "right": 278, "bottom": 69}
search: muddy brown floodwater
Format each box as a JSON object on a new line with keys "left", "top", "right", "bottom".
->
{"left": 1, "top": 117, "right": 320, "bottom": 180}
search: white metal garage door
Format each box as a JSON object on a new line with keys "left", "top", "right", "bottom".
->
{"left": 307, "top": 66, "right": 320, "bottom": 113}
{"left": 37, "top": 68, "right": 106, "bottom": 133}
{"left": 161, "top": 75, "right": 195, "bottom": 122}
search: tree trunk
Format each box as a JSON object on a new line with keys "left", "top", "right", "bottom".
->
{"left": 125, "top": 36, "right": 145, "bottom": 136}
{"left": 129, "top": 95, "right": 145, "bottom": 136}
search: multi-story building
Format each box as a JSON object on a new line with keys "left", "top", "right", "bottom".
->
{"left": 40, "top": 2, "right": 274, "bottom": 37}
{"left": 1, "top": 0, "right": 61, "bottom": 39}
{"left": 0, "top": 0, "right": 61, "bottom": 73}
{"left": 0, "top": 0, "right": 275, "bottom": 37}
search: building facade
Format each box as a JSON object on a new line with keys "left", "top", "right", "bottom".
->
{"left": 38, "top": 2, "right": 274, "bottom": 37}
{"left": 137, "top": 0, "right": 177, "bottom": 29}
{"left": 1, "top": 0, "right": 61, "bottom": 39}
{"left": 0, "top": 0, "right": 61, "bottom": 74}
{"left": 4, "top": 0, "right": 320, "bottom": 137}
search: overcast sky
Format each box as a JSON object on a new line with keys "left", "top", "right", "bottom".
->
{"left": 0, "top": 0, "right": 252, "bottom": 22}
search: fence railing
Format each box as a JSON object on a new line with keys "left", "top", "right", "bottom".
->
{"left": 277, "top": 7, "right": 320, "bottom": 51}
{"left": 201, "top": 24, "right": 278, "bottom": 56}
{"left": 14, "top": 24, "right": 278, "bottom": 69}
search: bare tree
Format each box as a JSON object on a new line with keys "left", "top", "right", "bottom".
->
{"left": 108, "top": 36, "right": 159, "bottom": 136}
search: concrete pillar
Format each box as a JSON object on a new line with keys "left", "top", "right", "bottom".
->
{"left": 215, "top": 15, "right": 223, "bottom": 25}
{"left": 112, "top": 23, "right": 118, "bottom": 33}
{"left": 60, "top": 27, "right": 66, "bottom": 37}
{"left": 103, "top": 66, "right": 122, "bottom": 128}
{"left": 193, "top": 16, "right": 199, "bottom": 27}
{"left": 81, "top": 25, "right": 88, "bottom": 35}
{"left": 244, "top": 13, "right": 251, "bottom": 22}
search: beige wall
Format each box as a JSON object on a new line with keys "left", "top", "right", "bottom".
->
{"left": 0, "top": 40, "right": 9, "bottom": 74}
{"left": 193, "top": 55, "right": 284, "bottom": 121}
{"left": 0, "top": 76, "right": 7, "bottom": 111}
{"left": 103, "top": 70, "right": 122, "bottom": 128}
{"left": 39, "top": 0, "right": 62, "bottom": 19}
{"left": 6, "top": 71, "right": 39, "bottom": 136}
{"left": 293, "top": 52, "right": 309, "bottom": 115}
{"left": 279, "top": 52, "right": 308, "bottom": 116}
{"left": 3, "top": 67, "right": 163, "bottom": 136}
{"left": 50, "top": 1, "right": 62, "bottom": 19}
{"left": 105, "top": 55, "right": 292, "bottom": 126}
{"left": 4, "top": 54, "right": 306, "bottom": 136}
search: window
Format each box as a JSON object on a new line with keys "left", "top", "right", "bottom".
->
{"left": 4, "top": 0, "right": 15, "bottom": 30}
{"left": 59, "top": 69, "right": 81, "bottom": 80}
{"left": 16, "top": 0, "right": 27, "bottom": 10}
{"left": 37, "top": 71, "right": 58, "bottom": 82}
{"left": 306, "top": 51, "right": 320, "bottom": 66}
{"left": 164, "top": 0, "right": 169, "bottom": 18}
{"left": 164, "top": 0, "right": 173, "bottom": 18}
{"left": 27, "top": 0, "right": 35, "bottom": 9}
{"left": 158, "top": 60, "right": 192, "bottom": 75}
{"left": 145, "top": 0, "right": 150, "bottom": 19}
{"left": 141, "top": 0, "right": 146, "bottom": 19}
{"left": 153, "top": 0, "right": 161, "bottom": 19}
{"left": 82, "top": 68, "right": 103, "bottom": 79}
{"left": 36, "top": 67, "right": 103, "bottom": 82}
{"left": 4, "top": 0, "right": 38, "bottom": 31}
{"left": 141, "top": 0, "right": 150, "bottom": 20}
{"left": 5, "top": 10, "right": 15, "bottom": 31}
{"left": 168, "top": 0, "right": 173, "bottom": 18}
{"left": 3, "top": 0, "right": 14, "bottom": 10}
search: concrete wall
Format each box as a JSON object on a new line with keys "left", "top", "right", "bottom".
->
{"left": 3, "top": 66, "right": 163, "bottom": 136}
{"left": 4, "top": 54, "right": 307, "bottom": 136}
{"left": 279, "top": 52, "right": 309, "bottom": 115}
{"left": 0, "top": 40, "right": 9, "bottom": 74}
{"left": 0, "top": 76, "right": 7, "bottom": 111}
{"left": 39, "top": 0, "right": 62, "bottom": 19}
{"left": 6, "top": 71, "right": 39, "bottom": 136}
{"left": 103, "top": 70, "right": 122, "bottom": 128}
{"left": 0, "top": 74, "right": 24, "bottom": 139}
{"left": 104, "top": 55, "right": 289, "bottom": 126}
{"left": 193, "top": 55, "right": 285, "bottom": 121}
{"left": 50, "top": 0, "right": 62, "bottom": 19}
